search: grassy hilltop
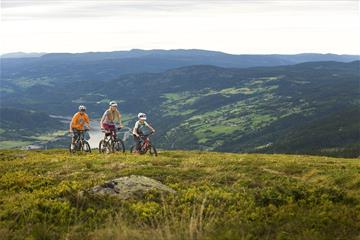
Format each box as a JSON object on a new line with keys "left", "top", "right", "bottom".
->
{"left": 0, "top": 150, "right": 359, "bottom": 240}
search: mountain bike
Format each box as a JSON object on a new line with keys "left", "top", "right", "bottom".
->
{"left": 99, "top": 127, "right": 125, "bottom": 154}
{"left": 69, "top": 129, "right": 91, "bottom": 153}
{"left": 130, "top": 132, "right": 157, "bottom": 156}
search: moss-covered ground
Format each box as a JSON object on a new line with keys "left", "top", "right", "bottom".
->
{"left": 0, "top": 150, "right": 359, "bottom": 239}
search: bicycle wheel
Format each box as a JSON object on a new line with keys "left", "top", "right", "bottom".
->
{"left": 69, "top": 143, "right": 76, "bottom": 154}
{"left": 99, "top": 140, "right": 111, "bottom": 154}
{"left": 82, "top": 141, "right": 91, "bottom": 153}
{"left": 149, "top": 145, "right": 158, "bottom": 156}
{"left": 113, "top": 139, "right": 125, "bottom": 153}
{"left": 130, "top": 145, "right": 137, "bottom": 154}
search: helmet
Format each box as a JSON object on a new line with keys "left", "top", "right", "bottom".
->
{"left": 79, "top": 105, "right": 86, "bottom": 111}
{"left": 109, "top": 101, "right": 118, "bottom": 107}
{"left": 138, "top": 112, "right": 147, "bottom": 120}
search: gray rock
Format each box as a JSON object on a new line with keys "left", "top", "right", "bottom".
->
{"left": 90, "top": 175, "right": 176, "bottom": 199}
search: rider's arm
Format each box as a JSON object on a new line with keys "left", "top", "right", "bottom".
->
{"left": 85, "top": 114, "right": 90, "bottom": 129}
{"left": 100, "top": 111, "right": 106, "bottom": 128}
{"left": 145, "top": 121, "right": 155, "bottom": 133}
{"left": 69, "top": 119, "right": 73, "bottom": 132}
{"left": 133, "top": 121, "right": 139, "bottom": 136}
{"left": 116, "top": 110, "right": 123, "bottom": 127}
{"left": 69, "top": 113, "right": 77, "bottom": 132}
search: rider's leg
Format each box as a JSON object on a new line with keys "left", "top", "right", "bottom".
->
{"left": 103, "top": 124, "right": 111, "bottom": 140}
{"left": 133, "top": 135, "right": 141, "bottom": 151}
{"left": 103, "top": 123, "right": 115, "bottom": 139}
{"left": 110, "top": 124, "right": 116, "bottom": 139}
{"left": 113, "top": 129, "right": 117, "bottom": 140}
{"left": 72, "top": 129, "right": 79, "bottom": 144}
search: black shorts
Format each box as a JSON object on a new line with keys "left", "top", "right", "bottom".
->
{"left": 72, "top": 129, "right": 82, "bottom": 139}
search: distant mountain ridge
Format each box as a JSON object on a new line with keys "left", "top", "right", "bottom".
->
{"left": 2, "top": 49, "right": 358, "bottom": 67}
{"left": 36, "top": 49, "right": 360, "bottom": 66}
{"left": 1, "top": 52, "right": 46, "bottom": 58}
{"left": 1, "top": 50, "right": 359, "bottom": 94}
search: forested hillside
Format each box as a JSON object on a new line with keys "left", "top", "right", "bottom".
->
{"left": 1, "top": 53, "right": 359, "bottom": 156}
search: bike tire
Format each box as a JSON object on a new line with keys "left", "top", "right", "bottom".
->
{"left": 130, "top": 145, "right": 135, "bottom": 153}
{"left": 99, "top": 140, "right": 110, "bottom": 154}
{"left": 69, "top": 143, "right": 76, "bottom": 154}
{"left": 82, "top": 141, "right": 91, "bottom": 153}
{"left": 130, "top": 145, "right": 141, "bottom": 154}
{"left": 113, "top": 139, "right": 125, "bottom": 153}
{"left": 149, "top": 145, "right": 158, "bottom": 156}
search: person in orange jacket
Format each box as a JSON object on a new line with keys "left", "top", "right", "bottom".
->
{"left": 69, "top": 105, "right": 90, "bottom": 144}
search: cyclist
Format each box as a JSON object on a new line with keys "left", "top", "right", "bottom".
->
{"left": 69, "top": 105, "right": 90, "bottom": 144}
{"left": 100, "top": 101, "right": 123, "bottom": 138}
{"left": 132, "top": 112, "right": 155, "bottom": 152}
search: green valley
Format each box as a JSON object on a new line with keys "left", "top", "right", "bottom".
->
{"left": 1, "top": 51, "right": 359, "bottom": 157}
{"left": 0, "top": 108, "right": 66, "bottom": 149}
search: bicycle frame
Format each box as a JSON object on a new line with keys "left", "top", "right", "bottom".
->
{"left": 102, "top": 128, "right": 119, "bottom": 142}
{"left": 99, "top": 127, "right": 125, "bottom": 153}
{"left": 74, "top": 131, "right": 85, "bottom": 147}
{"left": 70, "top": 129, "right": 91, "bottom": 153}
{"left": 139, "top": 133, "right": 153, "bottom": 153}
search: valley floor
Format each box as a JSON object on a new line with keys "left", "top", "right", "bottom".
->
{"left": 0, "top": 150, "right": 359, "bottom": 239}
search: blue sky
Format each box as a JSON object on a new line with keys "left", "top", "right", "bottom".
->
{"left": 1, "top": 0, "right": 359, "bottom": 54}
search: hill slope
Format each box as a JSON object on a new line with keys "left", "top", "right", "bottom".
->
{"left": 0, "top": 108, "right": 66, "bottom": 149}
{"left": 0, "top": 150, "right": 359, "bottom": 239}
{"left": 1, "top": 61, "right": 359, "bottom": 156}
{"left": 101, "top": 61, "right": 360, "bottom": 156}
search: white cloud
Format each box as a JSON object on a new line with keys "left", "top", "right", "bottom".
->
{"left": 1, "top": 0, "right": 359, "bottom": 54}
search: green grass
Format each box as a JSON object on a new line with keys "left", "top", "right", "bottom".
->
{"left": 0, "top": 150, "right": 359, "bottom": 240}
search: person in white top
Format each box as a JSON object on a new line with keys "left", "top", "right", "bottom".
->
{"left": 100, "top": 101, "right": 123, "bottom": 137}
{"left": 132, "top": 112, "right": 155, "bottom": 151}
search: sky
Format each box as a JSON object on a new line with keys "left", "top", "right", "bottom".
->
{"left": 0, "top": 0, "right": 359, "bottom": 54}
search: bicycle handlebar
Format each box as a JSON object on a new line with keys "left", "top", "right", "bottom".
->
{"left": 139, "top": 131, "right": 155, "bottom": 138}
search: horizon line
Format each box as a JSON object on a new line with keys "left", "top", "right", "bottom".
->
{"left": 2, "top": 48, "right": 360, "bottom": 57}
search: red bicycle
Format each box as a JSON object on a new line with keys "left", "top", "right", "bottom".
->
{"left": 130, "top": 132, "right": 157, "bottom": 156}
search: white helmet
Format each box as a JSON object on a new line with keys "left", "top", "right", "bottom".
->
{"left": 78, "top": 105, "right": 86, "bottom": 111}
{"left": 109, "top": 101, "right": 118, "bottom": 107}
{"left": 138, "top": 112, "right": 147, "bottom": 120}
